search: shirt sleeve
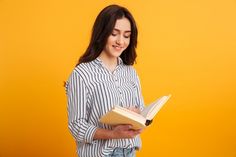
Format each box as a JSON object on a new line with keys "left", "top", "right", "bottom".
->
{"left": 65, "top": 70, "right": 97, "bottom": 144}
{"left": 134, "top": 71, "right": 145, "bottom": 111}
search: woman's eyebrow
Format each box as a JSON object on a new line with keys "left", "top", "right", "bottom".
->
{"left": 113, "top": 28, "right": 131, "bottom": 33}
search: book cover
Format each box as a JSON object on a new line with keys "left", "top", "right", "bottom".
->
{"left": 99, "top": 95, "right": 171, "bottom": 130}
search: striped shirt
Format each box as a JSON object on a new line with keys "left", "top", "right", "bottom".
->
{"left": 65, "top": 57, "right": 144, "bottom": 157}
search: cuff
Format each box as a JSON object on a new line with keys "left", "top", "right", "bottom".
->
{"left": 84, "top": 125, "right": 98, "bottom": 144}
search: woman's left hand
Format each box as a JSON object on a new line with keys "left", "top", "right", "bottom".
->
{"left": 127, "top": 106, "right": 141, "bottom": 114}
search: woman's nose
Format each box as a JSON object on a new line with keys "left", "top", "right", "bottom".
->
{"left": 116, "top": 36, "right": 124, "bottom": 45}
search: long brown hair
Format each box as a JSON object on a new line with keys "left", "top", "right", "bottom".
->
{"left": 77, "top": 4, "right": 138, "bottom": 66}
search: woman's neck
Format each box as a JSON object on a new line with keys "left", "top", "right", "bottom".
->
{"left": 98, "top": 52, "right": 118, "bottom": 72}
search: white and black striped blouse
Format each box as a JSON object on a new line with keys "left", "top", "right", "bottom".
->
{"left": 65, "top": 57, "right": 144, "bottom": 157}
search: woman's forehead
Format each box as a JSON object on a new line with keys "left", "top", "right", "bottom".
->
{"left": 113, "top": 18, "right": 131, "bottom": 32}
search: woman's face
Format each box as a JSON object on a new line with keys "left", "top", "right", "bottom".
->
{"left": 102, "top": 17, "right": 131, "bottom": 59}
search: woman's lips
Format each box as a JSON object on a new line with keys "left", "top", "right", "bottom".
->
{"left": 113, "top": 45, "right": 123, "bottom": 51}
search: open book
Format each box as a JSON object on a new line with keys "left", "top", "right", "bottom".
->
{"left": 99, "top": 95, "right": 171, "bottom": 130}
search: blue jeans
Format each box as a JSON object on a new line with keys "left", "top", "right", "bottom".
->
{"left": 105, "top": 147, "right": 136, "bottom": 157}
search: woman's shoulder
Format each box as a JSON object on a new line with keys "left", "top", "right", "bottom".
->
{"left": 71, "top": 61, "right": 95, "bottom": 77}
{"left": 78, "top": 60, "right": 97, "bottom": 70}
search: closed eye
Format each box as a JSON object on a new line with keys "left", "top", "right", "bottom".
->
{"left": 124, "top": 35, "right": 130, "bottom": 38}
{"left": 111, "top": 33, "right": 117, "bottom": 36}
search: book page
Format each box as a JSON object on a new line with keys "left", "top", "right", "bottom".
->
{"left": 141, "top": 95, "right": 171, "bottom": 120}
{"left": 100, "top": 106, "right": 147, "bottom": 129}
{"left": 140, "top": 98, "right": 161, "bottom": 117}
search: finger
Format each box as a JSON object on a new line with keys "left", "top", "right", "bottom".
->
{"left": 115, "top": 124, "right": 132, "bottom": 130}
{"left": 129, "top": 106, "right": 141, "bottom": 114}
{"left": 132, "top": 129, "right": 142, "bottom": 135}
{"left": 122, "top": 124, "right": 132, "bottom": 130}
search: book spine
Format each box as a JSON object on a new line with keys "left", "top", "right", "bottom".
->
{"left": 145, "top": 119, "right": 153, "bottom": 126}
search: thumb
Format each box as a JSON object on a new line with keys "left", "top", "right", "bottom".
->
{"left": 121, "top": 124, "right": 132, "bottom": 130}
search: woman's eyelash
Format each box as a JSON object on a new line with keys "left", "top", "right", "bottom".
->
{"left": 111, "top": 33, "right": 130, "bottom": 38}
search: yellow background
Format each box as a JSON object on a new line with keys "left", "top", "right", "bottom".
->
{"left": 1, "top": 0, "right": 236, "bottom": 157}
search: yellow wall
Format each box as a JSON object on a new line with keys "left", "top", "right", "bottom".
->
{"left": 1, "top": 0, "right": 236, "bottom": 157}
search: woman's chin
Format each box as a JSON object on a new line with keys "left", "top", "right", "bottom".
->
{"left": 113, "top": 50, "right": 124, "bottom": 56}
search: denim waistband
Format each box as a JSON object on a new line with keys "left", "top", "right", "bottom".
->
{"left": 110, "top": 147, "right": 135, "bottom": 157}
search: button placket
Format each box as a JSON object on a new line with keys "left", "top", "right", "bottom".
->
{"left": 113, "top": 70, "right": 123, "bottom": 106}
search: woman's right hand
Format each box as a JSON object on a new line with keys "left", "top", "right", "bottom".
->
{"left": 94, "top": 125, "right": 142, "bottom": 140}
{"left": 111, "top": 124, "right": 142, "bottom": 139}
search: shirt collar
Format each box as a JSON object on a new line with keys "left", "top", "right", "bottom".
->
{"left": 117, "top": 57, "right": 123, "bottom": 65}
{"left": 94, "top": 57, "right": 123, "bottom": 67}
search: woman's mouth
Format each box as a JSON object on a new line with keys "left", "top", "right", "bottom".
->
{"left": 113, "top": 45, "right": 123, "bottom": 51}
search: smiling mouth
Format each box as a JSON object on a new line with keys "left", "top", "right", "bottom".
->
{"left": 113, "top": 45, "right": 123, "bottom": 51}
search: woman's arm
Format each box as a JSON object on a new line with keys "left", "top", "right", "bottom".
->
{"left": 94, "top": 107, "right": 143, "bottom": 140}
{"left": 66, "top": 70, "right": 97, "bottom": 144}
{"left": 94, "top": 124, "right": 142, "bottom": 140}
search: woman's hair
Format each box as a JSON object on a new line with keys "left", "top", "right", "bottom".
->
{"left": 77, "top": 4, "right": 138, "bottom": 66}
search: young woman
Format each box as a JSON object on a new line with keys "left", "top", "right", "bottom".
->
{"left": 65, "top": 4, "right": 144, "bottom": 157}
